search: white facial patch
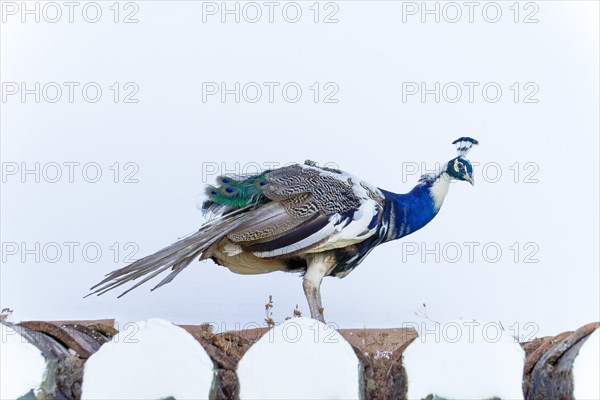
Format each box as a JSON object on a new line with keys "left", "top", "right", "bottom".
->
{"left": 454, "top": 159, "right": 460, "bottom": 172}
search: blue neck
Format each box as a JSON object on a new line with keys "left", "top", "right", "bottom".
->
{"left": 379, "top": 174, "right": 449, "bottom": 242}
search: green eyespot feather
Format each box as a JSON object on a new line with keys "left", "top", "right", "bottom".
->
{"left": 205, "top": 174, "right": 269, "bottom": 209}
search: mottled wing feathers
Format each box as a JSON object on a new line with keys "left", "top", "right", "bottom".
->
{"left": 207, "top": 163, "right": 384, "bottom": 258}
{"left": 263, "top": 164, "right": 362, "bottom": 214}
{"left": 227, "top": 200, "right": 315, "bottom": 243}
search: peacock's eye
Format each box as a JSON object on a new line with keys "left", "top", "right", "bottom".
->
{"left": 457, "top": 162, "right": 464, "bottom": 169}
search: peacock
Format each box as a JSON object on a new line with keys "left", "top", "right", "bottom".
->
{"left": 88, "top": 137, "right": 479, "bottom": 322}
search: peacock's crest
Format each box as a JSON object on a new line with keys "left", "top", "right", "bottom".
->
{"left": 452, "top": 137, "right": 479, "bottom": 157}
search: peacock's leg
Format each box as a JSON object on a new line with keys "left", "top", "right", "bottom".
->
{"left": 303, "top": 253, "right": 335, "bottom": 323}
{"left": 315, "top": 287, "right": 324, "bottom": 319}
{"left": 303, "top": 279, "right": 323, "bottom": 322}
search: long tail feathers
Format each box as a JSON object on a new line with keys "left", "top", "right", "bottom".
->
{"left": 86, "top": 210, "right": 251, "bottom": 298}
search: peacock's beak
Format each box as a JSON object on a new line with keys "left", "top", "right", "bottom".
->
{"left": 465, "top": 173, "right": 475, "bottom": 186}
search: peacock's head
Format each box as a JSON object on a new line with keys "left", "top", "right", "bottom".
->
{"left": 445, "top": 137, "right": 478, "bottom": 185}
{"left": 445, "top": 156, "right": 475, "bottom": 185}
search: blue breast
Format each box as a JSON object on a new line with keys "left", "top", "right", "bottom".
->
{"left": 379, "top": 184, "right": 438, "bottom": 242}
{"left": 328, "top": 181, "right": 440, "bottom": 277}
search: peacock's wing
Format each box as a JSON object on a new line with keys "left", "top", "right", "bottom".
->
{"left": 206, "top": 163, "right": 385, "bottom": 259}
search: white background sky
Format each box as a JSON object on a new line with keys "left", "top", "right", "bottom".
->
{"left": 1, "top": 1, "right": 598, "bottom": 338}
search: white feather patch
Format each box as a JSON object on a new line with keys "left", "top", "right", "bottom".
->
{"left": 223, "top": 243, "right": 243, "bottom": 256}
{"left": 429, "top": 173, "right": 451, "bottom": 212}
